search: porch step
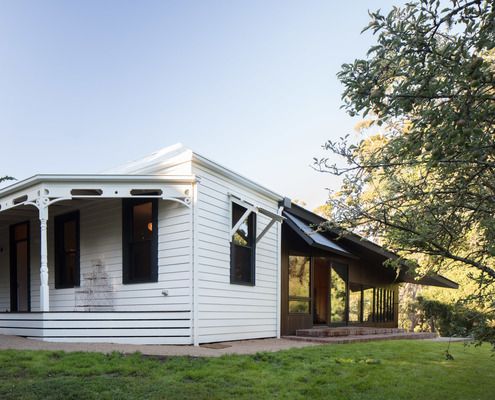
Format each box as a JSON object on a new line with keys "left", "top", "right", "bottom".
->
{"left": 285, "top": 331, "right": 438, "bottom": 344}
{"left": 295, "top": 327, "right": 406, "bottom": 338}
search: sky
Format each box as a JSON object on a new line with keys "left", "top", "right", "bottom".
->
{"left": 0, "top": 0, "right": 403, "bottom": 209}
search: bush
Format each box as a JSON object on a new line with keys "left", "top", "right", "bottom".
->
{"left": 415, "top": 297, "right": 495, "bottom": 345}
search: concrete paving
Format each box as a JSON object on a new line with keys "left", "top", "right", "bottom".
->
{"left": 0, "top": 335, "right": 317, "bottom": 357}
{"left": 0, "top": 334, "right": 467, "bottom": 358}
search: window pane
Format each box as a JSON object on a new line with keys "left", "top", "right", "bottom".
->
{"left": 55, "top": 213, "right": 79, "bottom": 288}
{"left": 130, "top": 241, "right": 151, "bottom": 281}
{"left": 232, "top": 203, "right": 251, "bottom": 247}
{"left": 133, "top": 202, "right": 153, "bottom": 241}
{"left": 288, "top": 256, "right": 310, "bottom": 298}
{"left": 362, "top": 286, "right": 374, "bottom": 322}
{"left": 289, "top": 300, "right": 310, "bottom": 313}
{"left": 330, "top": 263, "right": 347, "bottom": 323}
{"left": 64, "top": 220, "right": 77, "bottom": 252}
{"left": 230, "top": 202, "right": 255, "bottom": 285}
{"left": 64, "top": 252, "right": 76, "bottom": 285}
{"left": 232, "top": 245, "right": 252, "bottom": 283}
{"left": 348, "top": 282, "right": 361, "bottom": 322}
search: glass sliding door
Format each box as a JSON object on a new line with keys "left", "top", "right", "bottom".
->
{"left": 362, "top": 286, "right": 374, "bottom": 323}
{"left": 348, "top": 283, "right": 362, "bottom": 323}
{"left": 330, "top": 262, "right": 348, "bottom": 325}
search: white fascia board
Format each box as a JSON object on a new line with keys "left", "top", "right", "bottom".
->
{"left": 192, "top": 152, "right": 284, "bottom": 202}
{"left": 0, "top": 174, "right": 197, "bottom": 198}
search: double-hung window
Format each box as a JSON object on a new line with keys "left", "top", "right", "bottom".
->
{"left": 230, "top": 202, "right": 256, "bottom": 285}
{"left": 54, "top": 211, "right": 80, "bottom": 289}
{"left": 122, "top": 199, "right": 158, "bottom": 284}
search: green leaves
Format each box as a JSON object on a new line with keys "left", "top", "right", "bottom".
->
{"left": 319, "top": 0, "right": 495, "bottom": 303}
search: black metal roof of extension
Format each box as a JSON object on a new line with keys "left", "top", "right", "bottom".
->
{"left": 282, "top": 202, "right": 458, "bottom": 290}
{"left": 283, "top": 211, "right": 357, "bottom": 259}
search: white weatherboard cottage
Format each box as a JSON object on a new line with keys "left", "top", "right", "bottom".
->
{"left": 0, "top": 144, "right": 456, "bottom": 345}
{"left": 0, "top": 144, "right": 285, "bottom": 345}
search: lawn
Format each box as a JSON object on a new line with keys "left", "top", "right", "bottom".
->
{"left": 0, "top": 340, "right": 493, "bottom": 400}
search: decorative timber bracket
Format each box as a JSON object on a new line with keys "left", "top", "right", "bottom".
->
{"left": 228, "top": 193, "right": 285, "bottom": 244}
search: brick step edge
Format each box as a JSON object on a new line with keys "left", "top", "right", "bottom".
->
{"left": 295, "top": 328, "right": 406, "bottom": 337}
{"left": 284, "top": 332, "right": 438, "bottom": 344}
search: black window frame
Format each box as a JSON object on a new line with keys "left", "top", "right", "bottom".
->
{"left": 122, "top": 198, "right": 159, "bottom": 284}
{"left": 230, "top": 202, "right": 256, "bottom": 286}
{"left": 54, "top": 211, "right": 80, "bottom": 289}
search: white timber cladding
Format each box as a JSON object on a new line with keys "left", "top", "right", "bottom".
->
{"left": 192, "top": 161, "right": 281, "bottom": 344}
{"left": 0, "top": 197, "right": 193, "bottom": 343}
{"left": 0, "top": 144, "right": 285, "bottom": 344}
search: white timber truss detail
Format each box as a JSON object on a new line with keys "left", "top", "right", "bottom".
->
{"left": 228, "top": 193, "right": 284, "bottom": 244}
{"left": 0, "top": 174, "right": 197, "bottom": 312}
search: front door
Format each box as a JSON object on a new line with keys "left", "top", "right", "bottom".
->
{"left": 10, "top": 222, "right": 30, "bottom": 312}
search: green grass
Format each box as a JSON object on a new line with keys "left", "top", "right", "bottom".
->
{"left": 0, "top": 341, "right": 493, "bottom": 399}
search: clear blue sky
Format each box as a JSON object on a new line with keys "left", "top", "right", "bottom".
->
{"left": 0, "top": 0, "right": 402, "bottom": 209}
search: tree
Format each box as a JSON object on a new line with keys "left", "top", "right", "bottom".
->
{"left": 315, "top": 0, "right": 495, "bottom": 307}
{"left": 313, "top": 203, "right": 333, "bottom": 219}
{"left": 0, "top": 176, "right": 13, "bottom": 184}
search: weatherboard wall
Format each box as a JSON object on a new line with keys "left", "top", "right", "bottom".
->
{"left": 192, "top": 161, "right": 281, "bottom": 344}
{"left": 0, "top": 198, "right": 193, "bottom": 344}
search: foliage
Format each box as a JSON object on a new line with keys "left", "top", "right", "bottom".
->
{"left": 315, "top": 1, "right": 495, "bottom": 304}
{"left": 0, "top": 341, "right": 494, "bottom": 399}
{"left": 414, "top": 296, "right": 494, "bottom": 338}
{"left": 313, "top": 203, "right": 333, "bottom": 219}
{"left": 0, "top": 175, "right": 13, "bottom": 184}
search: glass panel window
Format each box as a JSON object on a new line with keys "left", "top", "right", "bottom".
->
{"left": 348, "top": 282, "right": 362, "bottom": 323}
{"left": 288, "top": 255, "right": 311, "bottom": 314}
{"left": 123, "top": 199, "right": 158, "bottom": 284}
{"left": 55, "top": 212, "right": 80, "bottom": 289}
{"left": 289, "top": 300, "right": 310, "bottom": 314}
{"left": 330, "top": 262, "right": 348, "bottom": 324}
{"left": 230, "top": 203, "right": 256, "bottom": 285}
{"left": 362, "top": 286, "right": 374, "bottom": 322}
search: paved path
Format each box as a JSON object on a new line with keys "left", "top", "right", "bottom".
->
{"left": 0, "top": 334, "right": 468, "bottom": 358}
{"left": 0, "top": 335, "right": 316, "bottom": 357}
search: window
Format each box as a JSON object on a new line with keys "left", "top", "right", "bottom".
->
{"left": 372, "top": 287, "right": 395, "bottom": 322}
{"left": 362, "top": 286, "right": 374, "bottom": 322}
{"left": 330, "top": 262, "right": 348, "bottom": 324}
{"left": 348, "top": 282, "right": 362, "bottom": 323}
{"left": 230, "top": 202, "right": 256, "bottom": 285}
{"left": 54, "top": 211, "right": 80, "bottom": 289}
{"left": 288, "top": 255, "right": 311, "bottom": 313}
{"left": 122, "top": 199, "right": 158, "bottom": 284}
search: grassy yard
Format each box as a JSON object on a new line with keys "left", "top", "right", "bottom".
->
{"left": 0, "top": 340, "right": 493, "bottom": 400}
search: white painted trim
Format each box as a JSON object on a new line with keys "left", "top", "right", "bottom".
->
{"left": 39, "top": 209, "right": 49, "bottom": 312}
{"left": 276, "top": 205, "right": 283, "bottom": 339}
{"left": 192, "top": 180, "right": 200, "bottom": 346}
{"left": 0, "top": 174, "right": 197, "bottom": 198}
{"left": 230, "top": 208, "right": 253, "bottom": 238}
{"left": 193, "top": 153, "right": 283, "bottom": 202}
{"left": 256, "top": 219, "right": 276, "bottom": 245}
{"left": 228, "top": 193, "right": 284, "bottom": 243}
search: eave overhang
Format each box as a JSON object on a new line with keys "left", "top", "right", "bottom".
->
{"left": 0, "top": 174, "right": 197, "bottom": 213}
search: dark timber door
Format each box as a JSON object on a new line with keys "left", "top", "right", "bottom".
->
{"left": 10, "top": 222, "right": 30, "bottom": 312}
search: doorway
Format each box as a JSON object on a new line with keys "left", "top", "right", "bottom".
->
{"left": 10, "top": 221, "right": 30, "bottom": 312}
{"left": 313, "top": 257, "right": 348, "bottom": 326}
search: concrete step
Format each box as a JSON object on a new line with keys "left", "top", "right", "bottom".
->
{"left": 295, "top": 327, "right": 406, "bottom": 338}
{"left": 285, "top": 332, "right": 437, "bottom": 344}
